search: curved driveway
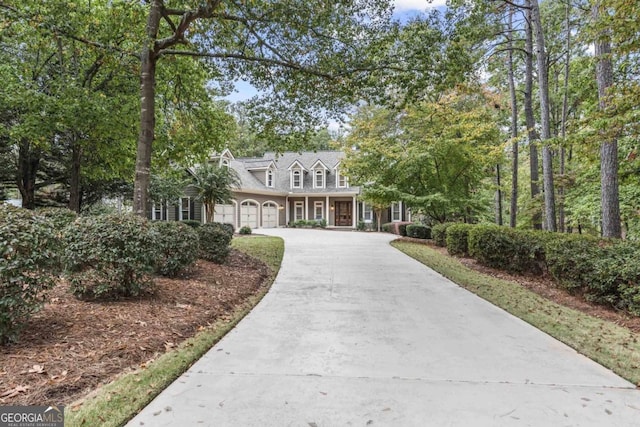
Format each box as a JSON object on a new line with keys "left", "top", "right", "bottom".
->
{"left": 129, "top": 229, "right": 639, "bottom": 426}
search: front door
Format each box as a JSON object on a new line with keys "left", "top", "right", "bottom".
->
{"left": 335, "top": 201, "right": 352, "bottom": 226}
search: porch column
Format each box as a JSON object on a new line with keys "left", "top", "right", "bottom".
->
{"left": 304, "top": 196, "right": 309, "bottom": 221}
{"left": 325, "top": 195, "right": 329, "bottom": 222}
{"left": 352, "top": 195, "right": 357, "bottom": 228}
{"left": 285, "top": 197, "right": 290, "bottom": 225}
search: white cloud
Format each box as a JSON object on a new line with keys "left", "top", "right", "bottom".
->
{"left": 393, "top": 0, "right": 448, "bottom": 12}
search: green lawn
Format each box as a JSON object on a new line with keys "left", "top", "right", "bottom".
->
{"left": 392, "top": 240, "right": 640, "bottom": 386}
{"left": 66, "top": 236, "right": 284, "bottom": 427}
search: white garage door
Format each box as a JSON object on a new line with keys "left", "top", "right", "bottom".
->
{"left": 240, "top": 201, "right": 259, "bottom": 229}
{"left": 262, "top": 202, "right": 278, "bottom": 228}
{"left": 214, "top": 204, "right": 235, "bottom": 226}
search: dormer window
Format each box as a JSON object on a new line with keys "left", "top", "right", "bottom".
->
{"left": 292, "top": 169, "right": 302, "bottom": 188}
{"left": 336, "top": 169, "right": 349, "bottom": 188}
{"left": 314, "top": 169, "right": 325, "bottom": 188}
{"left": 221, "top": 158, "right": 230, "bottom": 168}
{"left": 266, "top": 168, "right": 274, "bottom": 188}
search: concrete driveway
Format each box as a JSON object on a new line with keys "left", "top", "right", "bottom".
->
{"left": 128, "top": 229, "right": 639, "bottom": 426}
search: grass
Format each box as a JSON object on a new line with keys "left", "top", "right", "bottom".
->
{"left": 392, "top": 240, "right": 640, "bottom": 386}
{"left": 66, "top": 236, "right": 284, "bottom": 427}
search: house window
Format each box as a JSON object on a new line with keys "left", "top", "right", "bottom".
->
{"left": 314, "top": 201, "right": 324, "bottom": 220}
{"left": 314, "top": 169, "right": 325, "bottom": 188}
{"left": 152, "top": 202, "right": 166, "bottom": 220}
{"left": 180, "top": 197, "right": 192, "bottom": 220}
{"left": 266, "top": 169, "right": 274, "bottom": 187}
{"left": 294, "top": 201, "right": 304, "bottom": 221}
{"left": 363, "top": 203, "right": 373, "bottom": 223}
{"left": 292, "top": 170, "right": 302, "bottom": 189}
{"left": 337, "top": 170, "right": 348, "bottom": 188}
{"left": 391, "top": 201, "right": 402, "bottom": 222}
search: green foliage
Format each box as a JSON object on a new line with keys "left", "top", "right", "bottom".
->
{"left": 544, "top": 234, "right": 601, "bottom": 292}
{"left": 36, "top": 207, "right": 77, "bottom": 230}
{"left": 239, "top": 226, "right": 252, "bottom": 235}
{"left": 467, "top": 226, "right": 546, "bottom": 275}
{"left": 432, "top": 222, "right": 454, "bottom": 247}
{"left": 406, "top": 224, "right": 431, "bottom": 239}
{"left": 181, "top": 220, "right": 201, "bottom": 228}
{"left": 398, "top": 223, "right": 409, "bottom": 237}
{"left": 151, "top": 222, "right": 199, "bottom": 277}
{"left": 198, "top": 223, "right": 233, "bottom": 264}
{"left": 357, "top": 220, "right": 366, "bottom": 231}
{"left": 289, "top": 219, "right": 326, "bottom": 228}
{"left": 446, "top": 223, "right": 474, "bottom": 256}
{"left": 193, "top": 164, "right": 240, "bottom": 223}
{"left": 0, "top": 205, "right": 60, "bottom": 343}
{"left": 63, "top": 214, "right": 156, "bottom": 300}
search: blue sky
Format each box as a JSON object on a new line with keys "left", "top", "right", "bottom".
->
{"left": 224, "top": 0, "right": 447, "bottom": 103}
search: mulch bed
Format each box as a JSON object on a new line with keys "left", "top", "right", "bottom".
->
{"left": 0, "top": 249, "right": 270, "bottom": 406}
{"left": 400, "top": 237, "right": 640, "bottom": 333}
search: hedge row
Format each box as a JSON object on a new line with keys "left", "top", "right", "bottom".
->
{"left": 441, "top": 223, "right": 640, "bottom": 315}
{"left": 0, "top": 206, "right": 234, "bottom": 343}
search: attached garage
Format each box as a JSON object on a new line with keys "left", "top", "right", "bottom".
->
{"left": 262, "top": 202, "right": 278, "bottom": 228}
{"left": 213, "top": 203, "right": 236, "bottom": 227}
{"left": 240, "top": 200, "right": 259, "bottom": 229}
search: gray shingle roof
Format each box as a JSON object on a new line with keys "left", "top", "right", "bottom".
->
{"left": 232, "top": 151, "right": 359, "bottom": 194}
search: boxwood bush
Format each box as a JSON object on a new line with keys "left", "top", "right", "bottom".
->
{"left": 432, "top": 222, "right": 455, "bottom": 247}
{"left": 63, "top": 214, "right": 156, "bottom": 300}
{"left": 468, "top": 226, "right": 546, "bottom": 275}
{"left": 1, "top": 205, "right": 60, "bottom": 343}
{"left": 544, "top": 233, "right": 601, "bottom": 293}
{"left": 239, "top": 226, "right": 252, "bottom": 235}
{"left": 151, "top": 221, "right": 199, "bottom": 277}
{"left": 446, "top": 223, "right": 474, "bottom": 256}
{"left": 198, "top": 223, "right": 233, "bottom": 263}
{"left": 181, "top": 220, "right": 201, "bottom": 229}
{"left": 406, "top": 224, "right": 431, "bottom": 239}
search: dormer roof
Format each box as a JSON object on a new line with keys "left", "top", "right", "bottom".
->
{"left": 311, "top": 159, "right": 329, "bottom": 170}
{"left": 287, "top": 159, "right": 307, "bottom": 171}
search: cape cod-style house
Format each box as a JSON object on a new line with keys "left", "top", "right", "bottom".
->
{"left": 150, "top": 149, "right": 410, "bottom": 230}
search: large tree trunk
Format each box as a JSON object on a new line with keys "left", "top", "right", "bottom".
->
{"left": 530, "top": 0, "right": 556, "bottom": 232}
{"left": 495, "top": 164, "right": 503, "bottom": 226}
{"left": 17, "top": 140, "right": 40, "bottom": 209}
{"left": 592, "top": 3, "right": 621, "bottom": 238}
{"left": 558, "top": 2, "right": 571, "bottom": 233}
{"left": 507, "top": 3, "right": 518, "bottom": 228}
{"left": 524, "top": 5, "right": 541, "bottom": 230}
{"left": 68, "top": 137, "right": 82, "bottom": 213}
{"left": 133, "top": 1, "right": 162, "bottom": 217}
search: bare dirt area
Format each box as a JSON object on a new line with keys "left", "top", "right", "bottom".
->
{"left": 0, "top": 249, "right": 270, "bottom": 406}
{"left": 400, "top": 237, "right": 640, "bottom": 333}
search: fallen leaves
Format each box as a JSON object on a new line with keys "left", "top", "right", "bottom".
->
{"left": 1, "top": 385, "right": 30, "bottom": 399}
{"left": 28, "top": 365, "right": 46, "bottom": 374}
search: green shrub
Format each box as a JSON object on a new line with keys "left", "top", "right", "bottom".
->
{"left": 446, "top": 223, "right": 474, "bottom": 256}
{"left": 181, "top": 220, "right": 201, "bottom": 229}
{"left": 219, "top": 223, "right": 235, "bottom": 235}
{"left": 382, "top": 222, "right": 393, "bottom": 233}
{"left": 63, "top": 214, "right": 156, "bottom": 300}
{"left": 468, "top": 226, "right": 546, "bottom": 275}
{"left": 239, "top": 226, "right": 252, "bottom": 235}
{"left": 0, "top": 205, "right": 60, "bottom": 343}
{"left": 357, "top": 220, "right": 366, "bottom": 231}
{"left": 544, "top": 233, "right": 601, "bottom": 293}
{"left": 398, "top": 223, "right": 409, "bottom": 237}
{"left": 198, "top": 223, "right": 233, "bottom": 263}
{"left": 36, "top": 207, "right": 77, "bottom": 230}
{"left": 406, "top": 224, "right": 431, "bottom": 239}
{"left": 151, "top": 221, "right": 199, "bottom": 277}
{"left": 588, "top": 241, "right": 640, "bottom": 311}
{"left": 432, "top": 222, "right": 455, "bottom": 247}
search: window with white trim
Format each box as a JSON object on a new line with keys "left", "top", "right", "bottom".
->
{"left": 221, "top": 158, "right": 230, "bottom": 167}
{"left": 294, "top": 201, "right": 304, "bottom": 220}
{"left": 363, "top": 203, "right": 373, "bottom": 223}
{"left": 314, "top": 169, "right": 325, "bottom": 188}
{"left": 266, "top": 168, "right": 274, "bottom": 187}
{"left": 391, "top": 201, "right": 401, "bottom": 222}
{"left": 336, "top": 170, "right": 349, "bottom": 188}
{"left": 180, "top": 197, "right": 192, "bottom": 220}
{"left": 152, "top": 202, "right": 166, "bottom": 220}
{"left": 292, "top": 169, "right": 302, "bottom": 189}
{"left": 314, "top": 201, "right": 324, "bottom": 220}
